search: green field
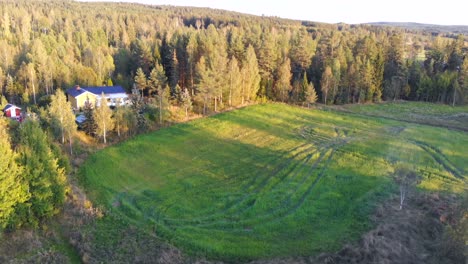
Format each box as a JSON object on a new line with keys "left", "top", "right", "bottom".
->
{"left": 80, "top": 103, "right": 467, "bottom": 261}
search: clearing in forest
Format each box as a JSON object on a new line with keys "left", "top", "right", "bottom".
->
{"left": 80, "top": 103, "right": 467, "bottom": 261}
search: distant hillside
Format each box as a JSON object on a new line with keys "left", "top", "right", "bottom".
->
{"left": 367, "top": 22, "right": 468, "bottom": 36}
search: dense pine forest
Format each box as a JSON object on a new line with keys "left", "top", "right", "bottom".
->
{"left": 0, "top": 0, "right": 466, "bottom": 112}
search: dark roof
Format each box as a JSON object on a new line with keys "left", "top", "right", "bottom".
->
{"left": 3, "top": 104, "right": 21, "bottom": 112}
{"left": 66, "top": 86, "right": 127, "bottom": 98}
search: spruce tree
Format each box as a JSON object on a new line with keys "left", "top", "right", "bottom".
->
{"left": 305, "top": 81, "right": 317, "bottom": 108}
{"left": 17, "top": 120, "right": 66, "bottom": 226}
{"left": 242, "top": 45, "right": 261, "bottom": 103}
{"left": 0, "top": 117, "right": 29, "bottom": 229}
{"left": 82, "top": 98, "right": 96, "bottom": 136}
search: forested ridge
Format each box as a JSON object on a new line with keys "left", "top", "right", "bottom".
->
{"left": 0, "top": 0, "right": 467, "bottom": 111}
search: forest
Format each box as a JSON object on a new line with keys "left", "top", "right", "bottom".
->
{"left": 0, "top": 0, "right": 466, "bottom": 113}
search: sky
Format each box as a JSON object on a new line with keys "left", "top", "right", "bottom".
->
{"left": 84, "top": 0, "right": 468, "bottom": 25}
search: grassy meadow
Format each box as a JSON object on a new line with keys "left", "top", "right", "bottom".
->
{"left": 79, "top": 103, "right": 467, "bottom": 261}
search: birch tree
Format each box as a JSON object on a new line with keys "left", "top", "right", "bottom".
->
{"left": 94, "top": 93, "right": 114, "bottom": 144}
{"left": 392, "top": 165, "right": 421, "bottom": 210}
{"left": 49, "top": 90, "right": 77, "bottom": 154}
{"left": 181, "top": 88, "right": 192, "bottom": 119}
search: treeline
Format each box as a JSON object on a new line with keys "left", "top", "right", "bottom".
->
{"left": 0, "top": 0, "right": 467, "bottom": 114}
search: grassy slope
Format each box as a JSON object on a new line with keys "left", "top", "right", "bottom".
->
{"left": 339, "top": 101, "right": 468, "bottom": 132}
{"left": 80, "top": 103, "right": 467, "bottom": 261}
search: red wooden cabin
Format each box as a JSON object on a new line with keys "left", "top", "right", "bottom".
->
{"left": 3, "top": 104, "right": 22, "bottom": 120}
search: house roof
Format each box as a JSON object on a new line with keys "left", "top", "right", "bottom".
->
{"left": 3, "top": 104, "right": 21, "bottom": 112}
{"left": 66, "top": 86, "right": 127, "bottom": 98}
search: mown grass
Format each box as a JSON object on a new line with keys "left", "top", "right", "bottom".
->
{"left": 340, "top": 101, "right": 468, "bottom": 131}
{"left": 79, "top": 103, "right": 467, "bottom": 261}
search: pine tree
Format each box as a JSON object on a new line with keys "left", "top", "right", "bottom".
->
{"left": 49, "top": 90, "right": 77, "bottom": 154}
{"left": 93, "top": 93, "right": 114, "bottom": 144}
{"left": 0, "top": 117, "right": 29, "bottom": 229}
{"left": 290, "top": 29, "right": 316, "bottom": 80}
{"left": 148, "top": 62, "right": 167, "bottom": 97}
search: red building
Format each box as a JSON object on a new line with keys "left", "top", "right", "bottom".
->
{"left": 3, "top": 104, "right": 22, "bottom": 120}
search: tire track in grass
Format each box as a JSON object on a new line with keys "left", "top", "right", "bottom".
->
{"left": 172, "top": 129, "right": 350, "bottom": 228}
{"left": 132, "top": 130, "right": 348, "bottom": 229}
{"left": 194, "top": 147, "right": 337, "bottom": 230}
{"left": 162, "top": 142, "right": 318, "bottom": 224}
{"left": 193, "top": 149, "right": 330, "bottom": 229}
{"left": 154, "top": 135, "right": 301, "bottom": 213}
{"left": 194, "top": 137, "right": 348, "bottom": 230}
{"left": 201, "top": 149, "right": 324, "bottom": 224}
{"left": 124, "top": 126, "right": 347, "bottom": 230}
{"left": 410, "top": 140, "right": 465, "bottom": 179}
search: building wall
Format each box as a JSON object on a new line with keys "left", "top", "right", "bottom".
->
{"left": 5, "top": 108, "right": 20, "bottom": 117}
{"left": 69, "top": 92, "right": 97, "bottom": 110}
{"left": 68, "top": 94, "right": 78, "bottom": 109}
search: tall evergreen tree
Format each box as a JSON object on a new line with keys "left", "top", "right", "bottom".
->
{"left": 82, "top": 98, "right": 97, "bottom": 136}
{"left": 149, "top": 62, "right": 168, "bottom": 97}
{"left": 242, "top": 45, "right": 261, "bottom": 103}
{"left": 0, "top": 117, "right": 29, "bottom": 229}
{"left": 16, "top": 120, "right": 66, "bottom": 227}
{"left": 305, "top": 80, "right": 317, "bottom": 108}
